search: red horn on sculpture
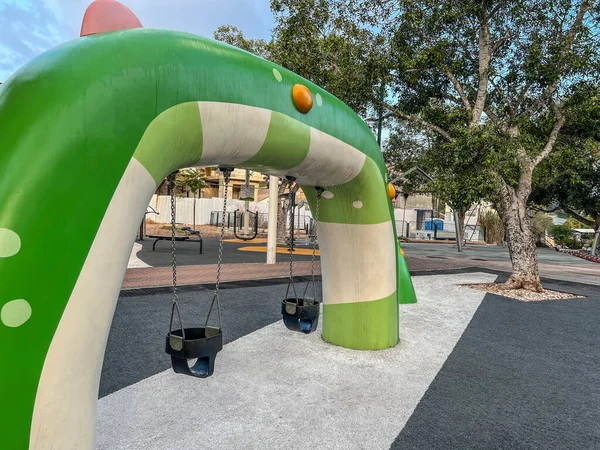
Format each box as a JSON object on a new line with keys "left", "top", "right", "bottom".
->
{"left": 80, "top": 0, "right": 143, "bottom": 37}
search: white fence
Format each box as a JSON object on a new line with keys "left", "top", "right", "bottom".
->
{"left": 147, "top": 195, "right": 271, "bottom": 225}
{"left": 147, "top": 195, "right": 314, "bottom": 229}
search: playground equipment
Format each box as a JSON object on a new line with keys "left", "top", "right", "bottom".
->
{"left": 281, "top": 181, "right": 323, "bottom": 334}
{"left": 233, "top": 210, "right": 259, "bottom": 240}
{"left": 0, "top": 0, "right": 416, "bottom": 448}
{"left": 165, "top": 170, "right": 230, "bottom": 378}
{"left": 137, "top": 205, "right": 158, "bottom": 241}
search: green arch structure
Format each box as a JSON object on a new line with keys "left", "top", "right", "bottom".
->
{"left": 0, "top": 28, "right": 416, "bottom": 449}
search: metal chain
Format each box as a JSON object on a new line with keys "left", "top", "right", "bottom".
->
{"left": 310, "top": 188, "right": 322, "bottom": 278}
{"left": 168, "top": 171, "right": 184, "bottom": 340}
{"left": 170, "top": 177, "right": 178, "bottom": 300}
{"left": 205, "top": 168, "right": 231, "bottom": 328}
{"left": 302, "top": 187, "right": 322, "bottom": 301}
{"left": 284, "top": 178, "right": 298, "bottom": 301}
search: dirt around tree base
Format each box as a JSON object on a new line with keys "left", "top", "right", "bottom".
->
{"left": 462, "top": 283, "right": 584, "bottom": 302}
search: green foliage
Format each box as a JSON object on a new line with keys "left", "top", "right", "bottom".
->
{"left": 532, "top": 134, "right": 600, "bottom": 229}
{"left": 551, "top": 224, "right": 576, "bottom": 247}
{"left": 214, "top": 0, "right": 600, "bottom": 277}
{"left": 269, "top": 0, "right": 387, "bottom": 115}
{"left": 213, "top": 25, "right": 270, "bottom": 59}
{"left": 532, "top": 212, "right": 553, "bottom": 236}
{"left": 175, "top": 168, "right": 206, "bottom": 197}
{"left": 478, "top": 209, "right": 504, "bottom": 245}
{"left": 565, "top": 217, "right": 587, "bottom": 229}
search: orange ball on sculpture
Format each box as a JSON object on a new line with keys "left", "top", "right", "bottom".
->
{"left": 292, "top": 84, "right": 313, "bottom": 113}
{"left": 388, "top": 183, "right": 396, "bottom": 200}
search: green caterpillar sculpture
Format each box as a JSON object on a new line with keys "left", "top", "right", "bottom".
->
{"left": 0, "top": 1, "right": 416, "bottom": 448}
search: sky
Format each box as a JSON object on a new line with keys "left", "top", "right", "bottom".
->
{"left": 0, "top": 0, "right": 275, "bottom": 81}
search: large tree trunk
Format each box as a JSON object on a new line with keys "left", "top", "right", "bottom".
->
{"left": 495, "top": 181, "right": 543, "bottom": 292}
{"left": 592, "top": 220, "right": 600, "bottom": 257}
{"left": 276, "top": 180, "right": 289, "bottom": 243}
{"left": 277, "top": 202, "right": 289, "bottom": 242}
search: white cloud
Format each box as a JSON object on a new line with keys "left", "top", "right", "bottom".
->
{"left": 0, "top": 0, "right": 275, "bottom": 80}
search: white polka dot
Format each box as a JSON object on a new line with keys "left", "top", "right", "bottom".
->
{"left": 272, "top": 68, "right": 282, "bottom": 82}
{"left": 316, "top": 93, "right": 322, "bottom": 106}
{"left": 0, "top": 228, "right": 21, "bottom": 257}
{"left": 353, "top": 201, "right": 363, "bottom": 209}
{"left": 322, "top": 190, "right": 334, "bottom": 199}
{"left": 1, "top": 299, "right": 32, "bottom": 327}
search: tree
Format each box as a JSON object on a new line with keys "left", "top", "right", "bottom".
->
{"left": 175, "top": 168, "right": 207, "bottom": 230}
{"left": 532, "top": 139, "right": 600, "bottom": 253}
{"left": 218, "top": 1, "right": 600, "bottom": 291}
{"left": 213, "top": 25, "right": 271, "bottom": 59}
{"left": 269, "top": 0, "right": 387, "bottom": 115}
{"left": 175, "top": 168, "right": 206, "bottom": 197}
{"left": 350, "top": 0, "right": 599, "bottom": 291}
{"left": 384, "top": 124, "right": 496, "bottom": 244}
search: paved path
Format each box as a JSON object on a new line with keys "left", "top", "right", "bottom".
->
{"left": 122, "top": 256, "right": 478, "bottom": 290}
{"left": 122, "top": 255, "right": 599, "bottom": 290}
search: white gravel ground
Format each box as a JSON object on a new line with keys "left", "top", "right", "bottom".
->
{"left": 96, "top": 272, "right": 496, "bottom": 450}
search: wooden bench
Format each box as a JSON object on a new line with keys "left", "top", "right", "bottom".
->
{"left": 148, "top": 227, "right": 203, "bottom": 254}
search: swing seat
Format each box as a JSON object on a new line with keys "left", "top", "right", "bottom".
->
{"left": 281, "top": 297, "right": 320, "bottom": 334}
{"left": 165, "top": 327, "right": 223, "bottom": 378}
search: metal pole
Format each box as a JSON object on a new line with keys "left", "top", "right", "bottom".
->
{"left": 193, "top": 193, "right": 196, "bottom": 231}
{"left": 454, "top": 210, "right": 463, "bottom": 252}
{"left": 402, "top": 193, "right": 408, "bottom": 237}
{"left": 244, "top": 169, "right": 250, "bottom": 234}
{"left": 266, "top": 176, "right": 279, "bottom": 264}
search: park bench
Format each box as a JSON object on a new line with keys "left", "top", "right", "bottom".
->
{"left": 148, "top": 227, "right": 203, "bottom": 254}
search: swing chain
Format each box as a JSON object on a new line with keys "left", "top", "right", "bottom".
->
{"left": 310, "top": 188, "right": 322, "bottom": 278}
{"left": 205, "top": 168, "right": 232, "bottom": 328}
{"left": 168, "top": 171, "right": 185, "bottom": 348}
{"left": 310, "top": 187, "right": 323, "bottom": 278}
{"left": 170, "top": 173, "right": 178, "bottom": 300}
{"left": 285, "top": 177, "right": 299, "bottom": 302}
{"left": 302, "top": 187, "right": 322, "bottom": 301}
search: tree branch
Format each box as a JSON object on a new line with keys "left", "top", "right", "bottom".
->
{"left": 381, "top": 101, "right": 454, "bottom": 141}
{"left": 364, "top": 113, "right": 394, "bottom": 122}
{"left": 516, "top": 80, "right": 534, "bottom": 109}
{"left": 533, "top": 107, "right": 566, "bottom": 165}
{"left": 489, "top": 1, "right": 507, "bottom": 19}
{"left": 483, "top": 107, "right": 502, "bottom": 125}
{"left": 489, "top": 77, "right": 514, "bottom": 117}
{"left": 531, "top": 204, "right": 562, "bottom": 214}
{"left": 490, "top": 31, "right": 509, "bottom": 55}
{"left": 521, "top": 0, "right": 592, "bottom": 117}
{"left": 563, "top": 207, "right": 595, "bottom": 228}
{"left": 443, "top": 69, "right": 472, "bottom": 113}
{"left": 470, "top": 8, "right": 491, "bottom": 129}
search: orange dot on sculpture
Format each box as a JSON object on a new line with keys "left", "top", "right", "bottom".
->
{"left": 292, "top": 84, "right": 313, "bottom": 114}
{"left": 387, "top": 183, "right": 396, "bottom": 200}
